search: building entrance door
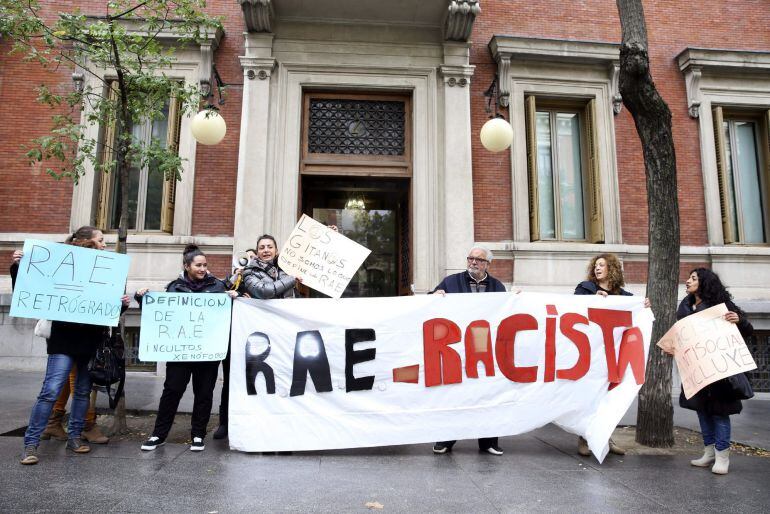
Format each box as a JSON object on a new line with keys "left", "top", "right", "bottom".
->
{"left": 300, "top": 176, "right": 410, "bottom": 297}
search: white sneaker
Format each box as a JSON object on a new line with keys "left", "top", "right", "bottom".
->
{"left": 190, "top": 437, "right": 205, "bottom": 451}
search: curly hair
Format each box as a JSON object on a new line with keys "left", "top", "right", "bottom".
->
{"left": 690, "top": 267, "right": 746, "bottom": 317}
{"left": 586, "top": 253, "right": 625, "bottom": 294}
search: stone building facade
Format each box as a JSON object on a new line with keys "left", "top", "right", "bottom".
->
{"left": 1, "top": 1, "right": 769, "bottom": 387}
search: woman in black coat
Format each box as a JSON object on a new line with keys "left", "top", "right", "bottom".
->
{"left": 673, "top": 268, "right": 752, "bottom": 475}
{"left": 136, "top": 244, "right": 238, "bottom": 452}
{"left": 240, "top": 234, "right": 301, "bottom": 299}
{"left": 573, "top": 253, "right": 650, "bottom": 457}
{"left": 16, "top": 226, "right": 130, "bottom": 465}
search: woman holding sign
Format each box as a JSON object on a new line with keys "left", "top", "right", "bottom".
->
{"left": 137, "top": 244, "right": 238, "bottom": 453}
{"left": 675, "top": 268, "right": 753, "bottom": 475}
{"left": 574, "top": 253, "right": 650, "bottom": 457}
{"left": 240, "top": 234, "right": 302, "bottom": 299}
{"left": 15, "top": 226, "right": 131, "bottom": 465}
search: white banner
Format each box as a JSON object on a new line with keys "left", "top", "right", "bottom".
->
{"left": 278, "top": 214, "right": 371, "bottom": 298}
{"left": 229, "top": 292, "right": 653, "bottom": 461}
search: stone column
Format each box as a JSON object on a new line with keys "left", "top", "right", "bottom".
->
{"left": 439, "top": 43, "right": 476, "bottom": 275}
{"left": 234, "top": 33, "right": 276, "bottom": 253}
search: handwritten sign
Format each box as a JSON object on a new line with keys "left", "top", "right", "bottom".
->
{"left": 229, "top": 292, "right": 653, "bottom": 460}
{"left": 278, "top": 215, "right": 371, "bottom": 298}
{"left": 10, "top": 239, "right": 130, "bottom": 326}
{"left": 139, "top": 292, "right": 232, "bottom": 362}
{"left": 658, "top": 303, "right": 757, "bottom": 399}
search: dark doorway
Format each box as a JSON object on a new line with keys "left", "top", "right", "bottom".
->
{"left": 300, "top": 176, "right": 410, "bottom": 297}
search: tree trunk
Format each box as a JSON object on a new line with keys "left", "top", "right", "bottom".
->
{"left": 108, "top": 26, "right": 130, "bottom": 435}
{"left": 616, "top": 0, "right": 679, "bottom": 447}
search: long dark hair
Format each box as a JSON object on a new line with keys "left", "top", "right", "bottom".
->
{"left": 65, "top": 226, "right": 100, "bottom": 245}
{"left": 691, "top": 267, "right": 746, "bottom": 317}
{"left": 182, "top": 244, "right": 205, "bottom": 267}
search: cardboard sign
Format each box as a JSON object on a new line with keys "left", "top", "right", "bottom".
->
{"left": 139, "top": 292, "right": 232, "bottom": 362}
{"left": 658, "top": 303, "right": 756, "bottom": 399}
{"left": 229, "top": 292, "right": 654, "bottom": 462}
{"left": 278, "top": 215, "right": 371, "bottom": 298}
{"left": 10, "top": 239, "right": 130, "bottom": 327}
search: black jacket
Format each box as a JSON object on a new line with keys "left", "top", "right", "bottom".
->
{"left": 676, "top": 296, "right": 754, "bottom": 416}
{"left": 574, "top": 280, "right": 633, "bottom": 296}
{"left": 11, "top": 260, "right": 125, "bottom": 361}
{"left": 432, "top": 271, "right": 506, "bottom": 294}
{"left": 165, "top": 273, "right": 228, "bottom": 294}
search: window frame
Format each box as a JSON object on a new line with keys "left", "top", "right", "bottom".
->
{"left": 96, "top": 87, "right": 182, "bottom": 234}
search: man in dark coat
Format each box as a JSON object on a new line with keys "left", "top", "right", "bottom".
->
{"left": 431, "top": 245, "right": 506, "bottom": 456}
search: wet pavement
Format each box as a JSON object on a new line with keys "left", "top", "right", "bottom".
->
{"left": 1, "top": 370, "right": 769, "bottom": 513}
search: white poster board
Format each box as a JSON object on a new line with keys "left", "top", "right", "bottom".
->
{"left": 278, "top": 215, "right": 371, "bottom": 298}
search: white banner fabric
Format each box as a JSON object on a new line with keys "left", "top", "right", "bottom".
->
{"left": 229, "top": 292, "right": 653, "bottom": 461}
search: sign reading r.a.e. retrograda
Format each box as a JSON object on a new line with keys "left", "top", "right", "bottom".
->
{"left": 278, "top": 214, "right": 371, "bottom": 298}
{"left": 10, "top": 239, "right": 130, "bottom": 326}
{"left": 139, "top": 292, "right": 232, "bottom": 362}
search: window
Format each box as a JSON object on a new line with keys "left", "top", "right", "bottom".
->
{"left": 96, "top": 84, "right": 182, "bottom": 233}
{"left": 746, "top": 330, "right": 770, "bottom": 393}
{"left": 713, "top": 107, "right": 770, "bottom": 244}
{"left": 525, "top": 96, "right": 603, "bottom": 242}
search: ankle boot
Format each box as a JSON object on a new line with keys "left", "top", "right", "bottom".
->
{"left": 711, "top": 448, "right": 730, "bottom": 475}
{"left": 82, "top": 425, "right": 109, "bottom": 444}
{"left": 690, "top": 444, "right": 716, "bottom": 467}
{"left": 41, "top": 409, "right": 68, "bottom": 441}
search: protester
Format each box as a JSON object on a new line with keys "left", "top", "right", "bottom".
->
{"left": 212, "top": 248, "right": 257, "bottom": 441}
{"left": 240, "top": 235, "right": 301, "bottom": 300}
{"left": 573, "top": 253, "right": 650, "bottom": 457}
{"left": 672, "top": 268, "right": 753, "bottom": 475}
{"left": 14, "top": 226, "right": 130, "bottom": 465}
{"left": 137, "top": 244, "right": 238, "bottom": 452}
{"left": 431, "top": 245, "right": 506, "bottom": 456}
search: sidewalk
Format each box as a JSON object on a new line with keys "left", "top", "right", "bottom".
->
{"left": 1, "top": 370, "right": 769, "bottom": 513}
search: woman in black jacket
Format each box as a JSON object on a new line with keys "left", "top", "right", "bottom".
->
{"left": 137, "top": 244, "right": 237, "bottom": 452}
{"left": 17, "top": 226, "right": 130, "bottom": 465}
{"left": 573, "top": 253, "right": 650, "bottom": 457}
{"left": 674, "top": 268, "right": 752, "bottom": 475}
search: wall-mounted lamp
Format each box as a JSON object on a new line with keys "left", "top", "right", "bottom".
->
{"left": 480, "top": 74, "right": 513, "bottom": 153}
{"left": 191, "top": 64, "right": 227, "bottom": 146}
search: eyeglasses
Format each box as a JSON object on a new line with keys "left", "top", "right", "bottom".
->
{"left": 466, "top": 256, "right": 489, "bottom": 264}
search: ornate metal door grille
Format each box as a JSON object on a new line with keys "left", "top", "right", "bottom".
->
{"left": 746, "top": 331, "right": 769, "bottom": 392}
{"left": 308, "top": 99, "right": 406, "bottom": 156}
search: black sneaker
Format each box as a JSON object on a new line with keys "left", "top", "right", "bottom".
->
{"left": 190, "top": 437, "right": 205, "bottom": 451}
{"left": 484, "top": 445, "right": 504, "bottom": 456}
{"left": 212, "top": 425, "right": 227, "bottom": 440}
{"left": 66, "top": 438, "right": 91, "bottom": 454}
{"left": 433, "top": 442, "right": 451, "bottom": 454}
{"left": 140, "top": 436, "right": 166, "bottom": 451}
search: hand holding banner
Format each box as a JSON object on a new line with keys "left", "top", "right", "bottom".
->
{"left": 10, "top": 239, "right": 130, "bottom": 326}
{"left": 278, "top": 215, "right": 371, "bottom": 298}
{"left": 657, "top": 303, "right": 756, "bottom": 399}
{"left": 139, "top": 292, "right": 232, "bottom": 362}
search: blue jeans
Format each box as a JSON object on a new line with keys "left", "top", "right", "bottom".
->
{"left": 24, "top": 354, "right": 92, "bottom": 447}
{"left": 697, "top": 411, "right": 731, "bottom": 451}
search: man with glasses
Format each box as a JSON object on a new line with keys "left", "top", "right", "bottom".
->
{"left": 431, "top": 245, "right": 506, "bottom": 456}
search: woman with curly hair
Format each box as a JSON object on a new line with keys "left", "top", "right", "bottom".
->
{"left": 674, "top": 268, "right": 753, "bottom": 475}
{"left": 574, "top": 253, "right": 650, "bottom": 457}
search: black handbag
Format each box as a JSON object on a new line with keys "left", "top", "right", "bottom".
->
{"left": 727, "top": 372, "right": 754, "bottom": 401}
{"left": 88, "top": 328, "right": 126, "bottom": 409}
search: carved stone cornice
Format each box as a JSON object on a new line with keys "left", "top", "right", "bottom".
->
{"left": 439, "top": 64, "right": 475, "bottom": 88}
{"left": 240, "top": 0, "right": 274, "bottom": 33}
{"left": 489, "top": 35, "right": 622, "bottom": 114}
{"left": 239, "top": 56, "right": 277, "bottom": 80}
{"left": 676, "top": 48, "right": 770, "bottom": 118}
{"left": 443, "top": 0, "right": 481, "bottom": 42}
